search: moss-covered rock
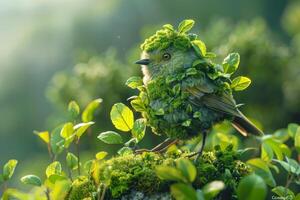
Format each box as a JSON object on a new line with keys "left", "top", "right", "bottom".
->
{"left": 67, "top": 176, "right": 96, "bottom": 200}
{"left": 89, "top": 145, "right": 251, "bottom": 199}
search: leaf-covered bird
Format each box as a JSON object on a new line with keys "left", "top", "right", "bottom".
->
{"left": 128, "top": 19, "right": 263, "bottom": 155}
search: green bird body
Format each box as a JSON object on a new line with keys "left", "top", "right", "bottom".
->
{"left": 133, "top": 20, "right": 263, "bottom": 140}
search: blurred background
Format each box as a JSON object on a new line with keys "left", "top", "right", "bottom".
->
{"left": 0, "top": 0, "right": 300, "bottom": 188}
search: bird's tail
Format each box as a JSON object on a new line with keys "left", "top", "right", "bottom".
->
{"left": 231, "top": 110, "right": 264, "bottom": 137}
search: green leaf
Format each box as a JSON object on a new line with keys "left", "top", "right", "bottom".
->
{"left": 247, "top": 158, "right": 276, "bottom": 187}
{"left": 231, "top": 76, "right": 251, "bottom": 91}
{"left": 163, "top": 24, "right": 174, "bottom": 31}
{"left": 286, "top": 157, "right": 300, "bottom": 175}
{"left": 176, "top": 158, "right": 197, "bottom": 183}
{"left": 97, "top": 131, "right": 123, "bottom": 144}
{"left": 130, "top": 98, "right": 146, "bottom": 112}
{"left": 50, "top": 126, "right": 64, "bottom": 155}
{"left": 156, "top": 166, "right": 186, "bottom": 182}
{"left": 3, "top": 159, "right": 18, "bottom": 180}
{"left": 186, "top": 68, "right": 198, "bottom": 76}
{"left": 117, "top": 147, "right": 133, "bottom": 156}
{"left": 132, "top": 118, "right": 146, "bottom": 142}
{"left": 273, "top": 159, "right": 293, "bottom": 174}
{"left": 288, "top": 123, "right": 298, "bottom": 138}
{"left": 272, "top": 186, "right": 295, "bottom": 198}
{"left": 95, "top": 151, "right": 108, "bottom": 160}
{"left": 202, "top": 181, "right": 225, "bottom": 200}
{"left": 170, "top": 183, "right": 197, "bottom": 200}
{"left": 110, "top": 103, "right": 134, "bottom": 132}
{"left": 237, "top": 174, "right": 267, "bottom": 200}
{"left": 84, "top": 160, "right": 94, "bottom": 172}
{"left": 124, "top": 138, "right": 138, "bottom": 147}
{"left": 222, "top": 53, "right": 240, "bottom": 74}
{"left": 178, "top": 19, "right": 195, "bottom": 33}
{"left": 261, "top": 143, "right": 274, "bottom": 161}
{"left": 74, "top": 121, "right": 94, "bottom": 139}
{"left": 20, "top": 175, "right": 42, "bottom": 187}
{"left": 273, "top": 129, "right": 289, "bottom": 143}
{"left": 34, "top": 131, "right": 50, "bottom": 144}
{"left": 50, "top": 180, "right": 71, "bottom": 199}
{"left": 82, "top": 98, "right": 102, "bottom": 122}
{"left": 265, "top": 138, "right": 283, "bottom": 160}
{"left": 191, "top": 40, "right": 206, "bottom": 57}
{"left": 48, "top": 174, "right": 67, "bottom": 184}
{"left": 295, "top": 127, "right": 300, "bottom": 153}
{"left": 125, "top": 76, "right": 143, "bottom": 89}
{"left": 60, "top": 123, "right": 73, "bottom": 139}
{"left": 66, "top": 153, "right": 78, "bottom": 170}
{"left": 46, "top": 161, "right": 62, "bottom": 178}
{"left": 68, "top": 100, "right": 80, "bottom": 118}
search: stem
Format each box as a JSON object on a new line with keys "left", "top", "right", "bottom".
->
{"left": 285, "top": 173, "right": 294, "bottom": 188}
{"left": 45, "top": 188, "right": 50, "bottom": 200}
{"left": 100, "top": 184, "right": 107, "bottom": 200}
{"left": 1, "top": 181, "right": 7, "bottom": 194}
{"left": 76, "top": 138, "right": 81, "bottom": 175}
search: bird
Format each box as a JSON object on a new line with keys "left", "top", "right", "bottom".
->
{"left": 133, "top": 19, "right": 263, "bottom": 157}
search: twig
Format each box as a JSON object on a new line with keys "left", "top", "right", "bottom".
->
{"left": 76, "top": 138, "right": 81, "bottom": 175}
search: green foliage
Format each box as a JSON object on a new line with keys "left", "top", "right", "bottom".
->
{"left": 140, "top": 19, "right": 195, "bottom": 52}
{"left": 92, "top": 147, "right": 250, "bottom": 199}
{"left": 20, "top": 175, "right": 42, "bottom": 187}
{"left": 82, "top": 98, "right": 102, "bottom": 122}
{"left": 68, "top": 100, "right": 80, "bottom": 119}
{"left": 231, "top": 76, "right": 251, "bottom": 91}
{"left": 66, "top": 153, "right": 79, "bottom": 170}
{"left": 237, "top": 174, "right": 267, "bottom": 200}
{"left": 2, "top": 160, "right": 18, "bottom": 181}
{"left": 97, "top": 131, "right": 123, "bottom": 144}
{"left": 110, "top": 103, "right": 134, "bottom": 132}
{"left": 67, "top": 176, "right": 95, "bottom": 200}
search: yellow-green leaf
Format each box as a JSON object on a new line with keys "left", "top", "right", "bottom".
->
{"left": 156, "top": 166, "right": 186, "bottom": 182}
{"left": 3, "top": 159, "right": 18, "bottom": 180}
{"left": 176, "top": 158, "right": 197, "bottom": 183}
{"left": 110, "top": 103, "right": 134, "bottom": 132}
{"left": 178, "top": 19, "right": 195, "bottom": 33}
{"left": 170, "top": 183, "right": 197, "bottom": 200}
{"left": 231, "top": 76, "right": 251, "bottom": 91}
{"left": 60, "top": 123, "right": 74, "bottom": 139}
{"left": 68, "top": 100, "right": 80, "bottom": 118}
{"left": 34, "top": 131, "right": 50, "bottom": 144}
{"left": 125, "top": 76, "right": 143, "bottom": 89}
{"left": 82, "top": 98, "right": 102, "bottom": 122}
{"left": 222, "top": 53, "right": 240, "bottom": 74}
{"left": 74, "top": 121, "right": 94, "bottom": 138}
{"left": 191, "top": 40, "right": 206, "bottom": 57}
{"left": 46, "top": 161, "right": 62, "bottom": 178}
{"left": 66, "top": 153, "right": 78, "bottom": 170}
{"left": 132, "top": 118, "right": 146, "bottom": 142}
{"left": 95, "top": 151, "right": 108, "bottom": 160}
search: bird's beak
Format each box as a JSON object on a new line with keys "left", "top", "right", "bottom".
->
{"left": 135, "top": 59, "right": 150, "bottom": 65}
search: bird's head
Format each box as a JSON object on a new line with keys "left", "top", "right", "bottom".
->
{"left": 135, "top": 20, "right": 203, "bottom": 84}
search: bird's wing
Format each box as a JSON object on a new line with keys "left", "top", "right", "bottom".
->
{"left": 187, "top": 84, "right": 264, "bottom": 136}
{"left": 187, "top": 84, "right": 240, "bottom": 117}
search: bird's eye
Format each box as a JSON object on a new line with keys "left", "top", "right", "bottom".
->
{"left": 162, "top": 53, "right": 171, "bottom": 61}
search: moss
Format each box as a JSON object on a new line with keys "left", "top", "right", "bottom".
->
{"left": 93, "top": 147, "right": 251, "bottom": 199}
{"left": 67, "top": 176, "right": 96, "bottom": 200}
{"left": 140, "top": 24, "right": 194, "bottom": 52}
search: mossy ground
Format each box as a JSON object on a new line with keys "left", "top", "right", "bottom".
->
{"left": 65, "top": 145, "right": 251, "bottom": 200}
